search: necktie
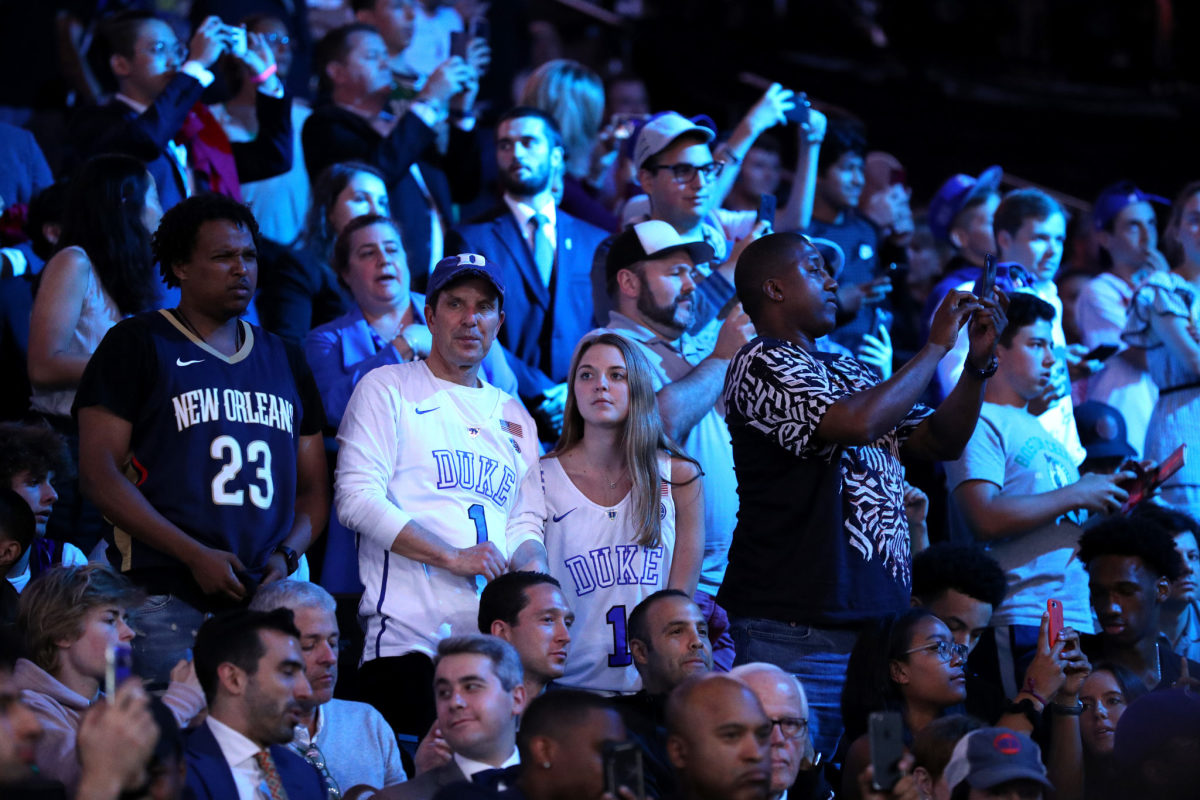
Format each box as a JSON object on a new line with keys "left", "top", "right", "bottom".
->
{"left": 294, "top": 740, "right": 342, "bottom": 800}
{"left": 254, "top": 750, "right": 290, "bottom": 800}
{"left": 531, "top": 212, "right": 554, "bottom": 288}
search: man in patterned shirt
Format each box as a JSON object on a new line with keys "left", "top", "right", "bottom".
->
{"left": 720, "top": 232, "right": 1005, "bottom": 759}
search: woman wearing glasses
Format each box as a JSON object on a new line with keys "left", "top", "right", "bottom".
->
{"left": 839, "top": 608, "right": 969, "bottom": 800}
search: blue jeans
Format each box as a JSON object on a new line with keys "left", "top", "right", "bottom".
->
{"left": 730, "top": 616, "right": 860, "bottom": 761}
{"left": 128, "top": 594, "right": 208, "bottom": 688}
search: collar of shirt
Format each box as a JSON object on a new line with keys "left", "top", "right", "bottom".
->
{"left": 504, "top": 194, "right": 557, "bottom": 240}
{"left": 114, "top": 93, "right": 149, "bottom": 114}
{"left": 453, "top": 747, "right": 520, "bottom": 780}
{"left": 290, "top": 704, "right": 325, "bottom": 749}
{"left": 207, "top": 716, "right": 268, "bottom": 783}
{"left": 606, "top": 311, "right": 703, "bottom": 361}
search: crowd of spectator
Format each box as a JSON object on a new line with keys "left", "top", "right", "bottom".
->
{"left": 2, "top": 3, "right": 1200, "bottom": 800}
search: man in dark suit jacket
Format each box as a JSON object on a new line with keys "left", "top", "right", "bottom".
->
{"left": 186, "top": 609, "right": 326, "bottom": 800}
{"left": 446, "top": 107, "right": 607, "bottom": 436}
{"left": 69, "top": 11, "right": 292, "bottom": 213}
{"left": 303, "top": 23, "right": 480, "bottom": 291}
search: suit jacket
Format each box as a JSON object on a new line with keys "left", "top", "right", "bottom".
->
{"left": 376, "top": 760, "right": 468, "bottom": 800}
{"left": 0, "top": 122, "right": 52, "bottom": 208}
{"left": 184, "top": 720, "right": 326, "bottom": 800}
{"left": 447, "top": 207, "right": 607, "bottom": 400}
{"left": 68, "top": 73, "right": 292, "bottom": 212}
{"left": 301, "top": 106, "right": 480, "bottom": 289}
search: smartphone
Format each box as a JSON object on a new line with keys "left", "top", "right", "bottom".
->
{"left": 469, "top": 16, "right": 490, "bottom": 41}
{"left": 450, "top": 30, "right": 469, "bottom": 60}
{"left": 603, "top": 741, "right": 645, "bottom": 799}
{"left": 973, "top": 254, "right": 997, "bottom": 301}
{"left": 869, "top": 711, "right": 904, "bottom": 791}
{"left": 756, "top": 193, "right": 777, "bottom": 227}
{"left": 226, "top": 25, "right": 247, "bottom": 58}
{"left": 1083, "top": 343, "right": 1120, "bottom": 363}
{"left": 105, "top": 642, "right": 134, "bottom": 698}
{"left": 785, "top": 90, "right": 811, "bottom": 126}
{"left": 1122, "top": 444, "right": 1187, "bottom": 513}
{"left": 1047, "top": 599, "right": 1064, "bottom": 647}
{"left": 612, "top": 113, "right": 645, "bottom": 141}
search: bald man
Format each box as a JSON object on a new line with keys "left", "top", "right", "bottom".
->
{"left": 721, "top": 231, "right": 1006, "bottom": 756}
{"left": 730, "top": 664, "right": 818, "bottom": 800}
{"left": 666, "top": 675, "right": 773, "bottom": 800}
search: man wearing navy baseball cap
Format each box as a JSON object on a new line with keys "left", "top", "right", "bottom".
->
{"left": 335, "top": 252, "right": 548, "bottom": 739}
{"left": 1076, "top": 180, "right": 1171, "bottom": 458}
{"left": 943, "top": 727, "right": 1054, "bottom": 800}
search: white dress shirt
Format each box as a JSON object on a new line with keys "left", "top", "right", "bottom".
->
{"left": 452, "top": 746, "right": 520, "bottom": 781}
{"left": 503, "top": 193, "right": 557, "bottom": 285}
{"left": 206, "top": 716, "right": 272, "bottom": 800}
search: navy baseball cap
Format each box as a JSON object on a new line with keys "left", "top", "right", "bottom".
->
{"left": 1114, "top": 687, "right": 1200, "bottom": 769}
{"left": 427, "top": 253, "right": 505, "bottom": 305}
{"left": 944, "top": 728, "right": 1053, "bottom": 794}
{"left": 1092, "top": 181, "right": 1169, "bottom": 231}
{"left": 1074, "top": 401, "right": 1135, "bottom": 461}
{"left": 928, "top": 166, "right": 1003, "bottom": 243}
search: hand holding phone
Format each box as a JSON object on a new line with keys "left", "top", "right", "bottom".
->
{"left": 1046, "top": 599, "right": 1064, "bottom": 648}
{"left": 756, "top": 194, "right": 777, "bottom": 227}
{"left": 973, "top": 254, "right": 997, "bottom": 301}
{"left": 105, "top": 642, "right": 134, "bottom": 698}
{"left": 603, "top": 741, "right": 645, "bottom": 799}
{"left": 1121, "top": 444, "right": 1186, "bottom": 513}
{"left": 868, "top": 711, "right": 904, "bottom": 792}
{"left": 785, "top": 91, "right": 811, "bottom": 126}
{"left": 1082, "top": 343, "right": 1120, "bottom": 363}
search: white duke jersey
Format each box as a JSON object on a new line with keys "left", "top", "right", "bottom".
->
{"left": 335, "top": 360, "right": 544, "bottom": 660}
{"left": 543, "top": 454, "right": 675, "bottom": 693}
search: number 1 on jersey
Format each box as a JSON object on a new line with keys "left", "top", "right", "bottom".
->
{"left": 467, "top": 504, "right": 488, "bottom": 593}
{"left": 606, "top": 605, "right": 632, "bottom": 667}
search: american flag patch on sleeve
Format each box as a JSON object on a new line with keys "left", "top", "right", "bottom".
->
{"left": 499, "top": 419, "right": 524, "bottom": 437}
{"left": 661, "top": 481, "right": 670, "bottom": 497}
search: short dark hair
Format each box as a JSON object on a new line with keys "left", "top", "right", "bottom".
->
{"left": 817, "top": 113, "right": 867, "bottom": 176}
{"left": 912, "top": 543, "right": 1008, "bottom": 608}
{"left": 315, "top": 23, "right": 379, "bottom": 95}
{"left": 331, "top": 213, "right": 403, "bottom": 278}
{"left": 478, "top": 571, "right": 562, "bottom": 632}
{"left": 1078, "top": 515, "right": 1185, "bottom": 581}
{"left": 998, "top": 292, "right": 1056, "bottom": 348}
{"left": 1131, "top": 503, "right": 1200, "bottom": 540}
{"left": 517, "top": 689, "right": 617, "bottom": 763}
{"left": 153, "top": 194, "right": 262, "bottom": 288}
{"left": 912, "top": 714, "right": 986, "bottom": 782}
{"left": 304, "top": 161, "right": 388, "bottom": 262}
{"left": 0, "top": 422, "right": 71, "bottom": 485}
{"left": 496, "top": 106, "right": 565, "bottom": 151}
{"left": 99, "top": 10, "right": 160, "bottom": 61}
{"left": 994, "top": 188, "right": 1065, "bottom": 240}
{"left": 734, "top": 231, "right": 812, "bottom": 324}
{"left": 0, "top": 489, "right": 35, "bottom": 555}
{"left": 193, "top": 608, "right": 300, "bottom": 704}
{"left": 628, "top": 589, "right": 691, "bottom": 647}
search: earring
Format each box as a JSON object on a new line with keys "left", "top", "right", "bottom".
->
{"left": 542, "top": 762, "right": 551, "bottom": 769}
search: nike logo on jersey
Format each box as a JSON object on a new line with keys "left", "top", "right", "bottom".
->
{"left": 176, "top": 358, "right": 204, "bottom": 367}
{"left": 552, "top": 508, "right": 577, "bottom": 523}
{"left": 415, "top": 406, "right": 440, "bottom": 415}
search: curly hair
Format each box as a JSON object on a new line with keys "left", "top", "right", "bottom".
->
{"left": 0, "top": 422, "right": 72, "bottom": 485}
{"left": 1131, "top": 502, "right": 1200, "bottom": 540}
{"left": 152, "top": 194, "right": 261, "bottom": 289}
{"left": 1078, "top": 515, "right": 1185, "bottom": 581}
{"left": 912, "top": 543, "right": 1008, "bottom": 608}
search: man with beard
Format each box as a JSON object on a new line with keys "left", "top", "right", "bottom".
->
{"left": 250, "top": 580, "right": 406, "bottom": 792}
{"left": 447, "top": 107, "right": 609, "bottom": 440}
{"left": 601, "top": 221, "right": 755, "bottom": 669}
{"left": 187, "top": 609, "right": 325, "bottom": 800}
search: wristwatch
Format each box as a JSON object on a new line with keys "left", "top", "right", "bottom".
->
{"left": 1004, "top": 697, "right": 1042, "bottom": 729}
{"left": 274, "top": 544, "right": 300, "bottom": 576}
{"left": 964, "top": 356, "right": 999, "bottom": 380}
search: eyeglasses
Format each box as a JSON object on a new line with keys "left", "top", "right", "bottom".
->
{"left": 646, "top": 161, "right": 724, "bottom": 184}
{"left": 905, "top": 640, "right": 969, "bottom": 664}
{"left": 262, "top": 32, "right": 291, "bottom": 47}
{"left": 143, "top": 41, "right": 187, "bottom": 62}
{"left": 767, "top": 717, "right": 808, "bottom": 740}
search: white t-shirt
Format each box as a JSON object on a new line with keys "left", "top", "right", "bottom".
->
{"left": 6, "top": 541, "right": 88, "bottom": 593}
{"left": 543, "top": 453, "right": 676, "bottom": 694}
{"left": 335, "top": 361, "right": 544, "bottom": 660}
{"left": 946, "top": 402, "right": 1094, "bottom": 630}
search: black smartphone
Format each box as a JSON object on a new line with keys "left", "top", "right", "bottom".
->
{"left": 973, "top": 254, "right": 997, "bottom": 301}
{"left": 449, "top": 30, "right": 469, "bottom": 59}
{"left": 1083, "top": 343, "right": 1120, "bottom": 362}
{"left": 756, "top": 193, "right": 777, "bottom": 227}
{"left": 784, "top": 90, "right": 810, "bottom": 126}
{"left": 469, "top": 16, "right": 490, "bottom": 41}
{"left": 105, "top": 642, "right": 134, "bottom": 698}
{"left": 869, "top": 711, "right": 905, "bottom": 792}
{"left": 603, "top": 741, "right": 645, "bottom": 799}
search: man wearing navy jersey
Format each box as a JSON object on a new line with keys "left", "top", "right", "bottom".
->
{"left": 74, "top": 195, "right": 328, "bottom": 687}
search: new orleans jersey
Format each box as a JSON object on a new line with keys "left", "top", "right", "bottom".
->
{"left": 335, "top": 360, "right": 544, "bottom": 660}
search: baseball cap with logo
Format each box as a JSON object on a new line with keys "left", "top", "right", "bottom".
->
{"left": 427, "top": 253, "right": 506, "bottom": 306}
{"left": 631, "top": 111, "right": 717, "bottom": 171}
{"left": 605, "top": 220, "right": 715, "bottom": 286}
{"left": 928, "top": 166, "right": 1003, "bottom": 243}
{"left": 943, "top": 728, "right": 1053, "bottom": 794}
{"left": 1074, "top": 401, "right": 1136, "bottom": 461}
{"left": 1092, "top": 181, "right": 1170, "bottom": 231}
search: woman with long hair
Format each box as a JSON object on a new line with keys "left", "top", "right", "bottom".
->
{"left": 257, "top": 161, "right": 390, "bottom": 342}
{"left": 1078, "top": 662, "right": 1146, "bottom": 800}
{"left": 1123, "top": 180, "right": 1200, "bottom": 518}
{"left": 543, "top": 332, "right": 703, "bottom": 693}
{"left": 840, "top": 608, "right": 969, "bottom": 800}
